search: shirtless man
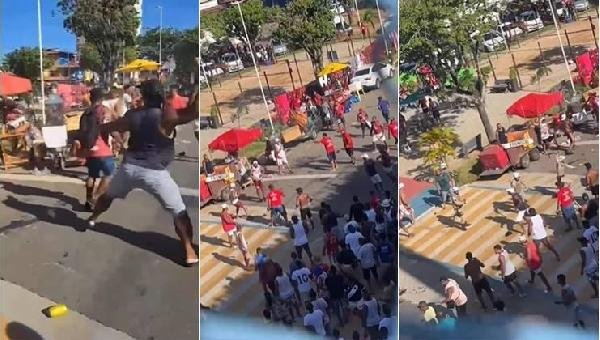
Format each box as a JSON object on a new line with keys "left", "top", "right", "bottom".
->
{"left": 585, "top": 162, "right": 599, "bottom": 197}
{"left": 296, "top": 187, "right": 315, "bottom": 230}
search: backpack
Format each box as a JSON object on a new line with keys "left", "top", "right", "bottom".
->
{"left": 78, "top": 105, "right": 101, "bottom": 150}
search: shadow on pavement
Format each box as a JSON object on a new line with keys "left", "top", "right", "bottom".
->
{"left": 2, "top": 195, "right": 188, "bottom": 267}
{"left": 5, "top": 322, "right": 44, "bottom": 340}
{"left": 0, "top": 181, "right": 84, "bottom": 211}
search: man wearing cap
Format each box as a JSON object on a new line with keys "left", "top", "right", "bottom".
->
{"left": 435, "top": 164, "right": 455, "bottom": 208}
{"left": 221, "top": 204, "right": 237, "bottom": 247}
{"left": 251, "top": 160, "right": 266, "bottom": 201}
{"left": 508, "top": 187, "right": 529, "bottom": 236}
{"left": 510, "top": 172, "right": 527, "bottom": 198}
{"left": 362, "top": 153, "right": 384, "bottom": 192}
{"left": 87, "top": 79, "right": 199, "bottom": 266}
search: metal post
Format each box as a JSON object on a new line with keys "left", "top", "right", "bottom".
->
{"left": 488, "top": 57, "right": 497, "bottom": 82}
{"left": 374, "top": 0, "right": 389, "bottom": 56}
{"left": 157, "top": 6, "right": 163, "bottom": 64}
{"left": 293, "top": 52, "right": 303, "bottom": 86}
{"left": 537, "top": 41, "right": 544, "bottom": 62}
{"left": 235, "top": 1, "right": 273, "bottom": 131}
{"left": 589, "top": 16, "right": 599, "bottom": 49}
{"left": 37, "top": 0, "right": 46, "bottom": 125}
{"left": 238, "top": 81, "right": 243, "bottom": 93}
{"left": 263, "top": 71, "right": 273, "bottom": 100}
{"left": 285, "top": 59, "right": 295, "bottom": 90}
{"left": 511, "top": 53, "right": 522, "bottom": 88}
{"left": 546, "top": 0, "right": 575, "bottom": 93}
{"left": 564, "top": 30, "right": 574, "bottom": 60}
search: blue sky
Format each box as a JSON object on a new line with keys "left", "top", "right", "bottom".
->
{"left": 1, "top": 0, "right": 198, "bottom": 55}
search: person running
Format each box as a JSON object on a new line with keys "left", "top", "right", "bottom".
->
{"left": 266, "top": 183, "right": 287, "bottom": 226}
{"left": 358, "top": 289, "right": 381, "bottom": 339}
{"left": 339, "top": 127, "right": 356, "bottom": 165}
{"left": 464, "top": 252, "right": 496, "bottom": 309}
{"left": 291, "top": 261, "right": 313, "bottom": 304}
{"left": 440, "top": 277, "right": 468, "bottom": 317}
{"left": 525, "top": 208, "right": 561, "bottom": 261}
{"left": 235, "top": 223, "right": 250, "bottom": 269}
{"left": 357, "top": 108, "right": 369, "bottom": 138}
{"left": 296, "top": 187, "right": 315, "bottom": 230}
{"left": 345, "top": 224, "right": 364, "bottom": 258}
{"left": 275, "top": 265, "right": 300, "bottom": 318}
{"left": 322, "top": 229, "right": 339, "bottom": 264}
{"left": 435, "top": 164, "right": 455, "bottom": 208}
{"left": 80, "top": 88, "right": 119, "bottom": 211}
{"left": 316, "top": 132, "right": 337, "bottom": 171}
{"left": 87, "top": 80, "right": 198, "bottom": 266}
{"left": 220, "top": 204, "right": 237, "bottom": 248}
{"left": 371, "top": 116, "right": 386, "bottom": 151}
{"left": 290, "top": 215, "right": 313, "bottom": 261}
{"left": 325, "top": 265, "right": 346, "bottom": 327}
{"left": 250, "top": 160, "right": 266, "bottom": 201}
{"left": 555, "top": 274, "right": 586, "bottom": 328}
{"left": 271, "top": 138, "right": 293, "bottom": 174}
{"left": 376, "top": 145, "right": 395, "bottom": 181}
{"left": 557, "top": 181, "right": 580, "bottom": 231}
{"left": 507, "top": 187, "right": 528, "bottom": 235}
{"left": 578, "top": 237, "right": 599, "bottom": 298}
{"left": 520, "top": 236, "right": 553, "bottom": 293}
{"left": 377, "top": 96, "right": 390, "bottom": 123}
{"left": 387, "top": 117, "right": 398, "bottom": 145}
{"left": 510, "top": 172, "right": 528, "bottom": 197}
{"left": 362, "top": 154, "right": 384, "bottom": 193}
{"left": 494, "top": 244, "right": 526, "bottom": 297}
{"left": 585, "top": 162, "right": 599, "bottom": 197}
{"left": 357, "top": 238, "right": 379, "bottom": 288}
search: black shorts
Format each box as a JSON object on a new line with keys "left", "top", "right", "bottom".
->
{"left": 592, "top": 184, "right": 599, "bottom": 196}
{"left": 503, "top": 271, "right": 518, "bottom": 284}
{"left": 345, "top": 148, "right": 353, "bottom": 158}
{"left": 472, "top": 278, "right": 491, "bottom": 294}
{"left": 300, "top": 208, "right": 312, "bottom": 221}
{"left": 327, "top": 152, "right": 337, "bottom": 162}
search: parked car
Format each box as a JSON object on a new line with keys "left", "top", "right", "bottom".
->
{"left": 272, "top": 42, "right": 288, "bottom": 56}
{"left": 351, "top": 62, "right": 394, "bottom": 90}
{"left": 481, "top": 31, "right": 506, "bottom": 52}
{"left": 497, "top": 22, "right": 524, "bottom": 40}
{"left": 200, "top": 62, "right": 224, "bottom": 78}
{"left": 575, "top": 0, "right": 590, "bottom": 11}
{"left": 220, "top": 53, "right": 244, "bottom": 72}
{"left": 518, "top": 11, "right": 544, "bottom": 32}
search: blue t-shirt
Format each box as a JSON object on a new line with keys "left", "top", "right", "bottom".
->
{"left": 378, "top": 100, "right": 390, "bottom": 113}
{"left": 378, "top": 242, "right": 393, "bottom": 263}
{"left": 255, "top": 254, "right": 267, "bottom": 271}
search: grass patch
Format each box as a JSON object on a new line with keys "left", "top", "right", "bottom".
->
{"left": 239, "top": 140, "right": 265, "bottom": 160}
{"left": 453, "top": 157, "right": 482, "bottom": 186}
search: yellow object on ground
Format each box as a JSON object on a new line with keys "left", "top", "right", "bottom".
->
{"left": 318, "top": 62, "right": 349, "bottom": 77}
{"left": 47, "top": 304, "right": 68, "bottom": 318}
{"left": 117, "top": 59, "right": 160, "bottom": 72}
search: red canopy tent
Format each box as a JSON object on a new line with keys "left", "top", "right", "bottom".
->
{"left": 208, "top": 128, "right": 263, "bottom": 154}
{"left": 506, "top": 92, "right": 564, "bottom": 119}
{"left": 0, "top": 73, "right": 32, "bottom": 96}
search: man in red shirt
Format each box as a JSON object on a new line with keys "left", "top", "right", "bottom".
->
{"left": 220, "top": 204, "right": 237, "bottom": 247}
{"left": 316, "top": 132, "right": 337, "bottom": 171}
{"left": 557, "top": 181, "right": 580, "bottom": 231}
{"left": 387, "top": 117, "right": 399, "bottom": 145}
{"left": 521, "top": 236, "right": 552, "bottom": 293}
{"left": 371, "top": 115, "right": 386, "bottom": 151}
{"left": 339, "top": 127, "right": 356, "bottom": 165}
{"left": 266, "top": 183, "right": 288, "bottom": 226}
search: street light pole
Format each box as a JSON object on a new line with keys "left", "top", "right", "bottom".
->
{"left": 234, "top": 1, "right": 274, "bottom": 132}
{"left": 37, "top": 0, "right": 46, "bottom": 125}
{"left": 547, "top": 0, "right": 575, "bottom": 93}
{"left": 374, "top": 0, "right": 389, "bottom": 56}
{"left": 157, "top": 5, "right": 163, "bottom": 64}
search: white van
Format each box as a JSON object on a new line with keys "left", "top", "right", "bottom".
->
{"left": 518, "top": 11, "right": 544, "bottom": 32}
{"left": 220, "top": 52, "right": 244, "bottom": 73}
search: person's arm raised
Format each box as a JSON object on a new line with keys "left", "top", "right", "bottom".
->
{"left": 162, "top": 91, "right": 199, "bottom": 130}
{"left": 99, "top": 116, "right": 130, "bottom": 134}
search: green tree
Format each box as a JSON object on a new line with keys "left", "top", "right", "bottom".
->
{"left": 3, "top": 47, "right": 53, "bottom": 81}
{"left": 123, "top": 46, "right": 138, "bottom": 63}
{"left": 418, "top": 127, "right": 460, "bottom": 167}
{"left": 137, "top": 27, "right": 182, "bottom": 62}
{"left": 79, "top": 43, "right": 102, "bottom": 73}
{"left": 222, "top": 0, "right": 270, "bottom": 43}
{"left": 58, "top": 0, "right": 139, "bottom": 86}
{"left": 400, "top": 0, "right": 496, "bottom": 142}
{"left": 362, "top": 9, "right": 376, "bottom": 29}
{"left": 173, "top": 27, "right": 199, "bottom": 86}
{"left": 200, "top": 13, "right": 227, "bottom": 40}
{"left": 275, "top": 0, "right": 335, "bottom": 76}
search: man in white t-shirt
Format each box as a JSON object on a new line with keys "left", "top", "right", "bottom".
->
{"left": 378, "top": 304, "right": 394, "bottom": 339}
{"left": 345, "top": 224, "right": 364, "bottom": 257}
{"left": 358, "top": 238, "right": 379, "bottom": 287}
{"left": 365, "top": 205, "right": 376, "bottom": 223}
{"left": 344, "top": 220, "right": 359, "bottom": 234}
{"left": 358, "top": 290, "right": 381, "bottom": 339}
{"left": 303, "top": 302, "right": 326, "bottom": 336}
{"left": 290, "top": 215, "right": 313, "bottom": 261}
{"left": 525, "top": 208, "right": 561, "bottom": 261}
{"left": 291, "top": 261, "right": 313, "bottom": 302}
{"left": 275, "top": 266, "right": 300, "bottom": 317}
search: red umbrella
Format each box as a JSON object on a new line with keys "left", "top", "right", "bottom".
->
{"left": 506, "top": 92, "right": 564, "bottom": 118}
{"left": 0, "top": 73, "right": 32, "bottom": 96}
{"left": 208, "top": 127, "right": 263, "bottom": 153}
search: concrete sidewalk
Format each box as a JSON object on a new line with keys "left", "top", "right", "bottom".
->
{"left": 0, "top": 279, "right": 133, "bottom": 340}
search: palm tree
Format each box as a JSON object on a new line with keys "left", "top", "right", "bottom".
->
{"left": 530, "top": 65, "right": 553, "bottom": 91}
{"left": 418, "top": 127, "right": 460, "bottom": 168}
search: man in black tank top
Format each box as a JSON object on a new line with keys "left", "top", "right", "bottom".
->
{"left": 87, "top": 79, "right": 199, "bottom": 266}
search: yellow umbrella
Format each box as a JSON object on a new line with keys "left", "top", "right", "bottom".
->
{"left": 318, "top": 62, "right": 349, "bottom": 77}
{"left": 117, "top": 59, "right": 161, "bottom": 72}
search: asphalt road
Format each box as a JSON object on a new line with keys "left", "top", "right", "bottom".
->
{"left": 0, "top": 122, "right": 199, "bottom": 340}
